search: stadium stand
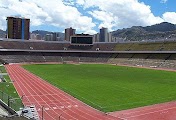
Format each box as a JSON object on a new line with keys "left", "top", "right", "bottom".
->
{"left": 1, "top": 39, "right": 176, "bottom": 70}
{"left": 1, "top": 39, "right": 176, "bottom": 51}
{"left": 114, "top": 40, "right": 176, "bottom": 51}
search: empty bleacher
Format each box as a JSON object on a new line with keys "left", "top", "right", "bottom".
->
{"left": 1, "top": 40, "right": 176, "bottom": 70}
{"left": 1, "top": 39, "right": 176, "bottom": 51}
{"left": 114, "top": 40, "right": 176, "bottom": 51}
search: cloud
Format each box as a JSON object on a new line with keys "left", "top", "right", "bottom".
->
{"left": 75, "top": 0, "right": 85, "bottom": 6}
{"left": 163, "top": 12, "right": 176, "bottom": 24}
{"left": 88, "top": 10, "right": 118, "bottom": 31}
{"left": 0, "top": 0, "right": 95, "bottom": 32}
{"left": 84, "top": 29, "right": 97, "bottom": 35}
{"left": 76, "top": 0, "right": 164, "bottom": 31}
{"left": 0, "top": 0, "right": 175, "bottom": 34}
{"left": 63, "top": 0, "right": 75, "bottom": 6}
{"left": 160, "top": 0, "right": 168, "bottom": 4}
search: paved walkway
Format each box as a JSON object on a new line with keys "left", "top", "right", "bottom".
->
{"left": 0, "top": 105, "right": 9, "bottom": 117}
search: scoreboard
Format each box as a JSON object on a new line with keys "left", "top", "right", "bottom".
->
{"left": 70, "top": 36, "right": 93, "bottom": 45}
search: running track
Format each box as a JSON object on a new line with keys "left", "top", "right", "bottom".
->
{"left": 5, "top": 64, "right": 117, "bottom": 120}
{"left": 5, "top": 64, "right": 176, "bottom": 120}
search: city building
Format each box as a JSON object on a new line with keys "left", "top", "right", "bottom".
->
{"left": 45, "top": 34, "right": 53, "bottom": 41}
{"left": 108, "top": 32, "right": 112, "bottom": 42}
{"left": 30, "top": 33, "right": 36, "bottom": 39}
{"left": 7, "top": 17, "right": 30, "bottom": 40}
{"left": 0, "top": 33, "right": 6, "bottom": 38}
{"left": 52, "top": 32, "right": 57, "bottom": 41}
{"left": 93, "top": 33, "right": 100, "bottom": 42}
{"left": 36, "top": 34, "right": 42, "bottom": 40}
{"left": 30, "top": 33, "right": 42, "bottom": 40}
{"left": 65, "top": 27, "right": 76, "bottom": 41}
{"left": 99, "top": 27, "right": 108, "bottom": 42}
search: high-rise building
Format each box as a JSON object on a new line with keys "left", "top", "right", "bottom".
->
{"left": 108, "top": 32, "right": 112, "bottom": 42}
{"left": 45, "top": 34, "right": 53, "bottom": 41}
{"left": 65, "top": 27, "right": 76, "bottom": 41}
{"left": 93, "top": 33, "right": 100, "bottom": 42}
{"left": 7, "top": 17, "right": 30, "bottom": 40}
{"left": 52, "top": 32, "right": 57, "bottom": 41}
{"left": 100, "top": 27, "right": 108, "bottom": 42}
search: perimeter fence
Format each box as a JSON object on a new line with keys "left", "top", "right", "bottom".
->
{"left": 0, "top": 90, "right": 24, "bottom": 111}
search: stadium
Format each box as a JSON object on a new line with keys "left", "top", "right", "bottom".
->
{"left": 1, "top": 38, "right": 176, "bottom": 120}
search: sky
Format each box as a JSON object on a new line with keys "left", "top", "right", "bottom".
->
{"left": 0, "top": 0, "right": 176, "bottom": 34}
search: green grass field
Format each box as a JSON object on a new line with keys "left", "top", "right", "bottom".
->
{"left": 0, "top": 66, "right": 23, "bottom": 111}
{"left": 23, "top": 64, "right": 176, "bottom": 112}
{"left": 0, "top": 66, "right": 19, "bottom": 98}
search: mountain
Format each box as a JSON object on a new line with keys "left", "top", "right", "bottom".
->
{"left": 144, "top": 22, "right": 176, "bottom": 32}
{"left": 112, "top": 22, "right": 176, "bottom": 41}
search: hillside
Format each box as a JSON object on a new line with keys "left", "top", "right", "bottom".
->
{"left": 112, "top": 22, "right": 176, "bottom": 41}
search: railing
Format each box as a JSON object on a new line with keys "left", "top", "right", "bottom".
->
{"left": 0, "top": 90, "right": 24, "bottom": 111}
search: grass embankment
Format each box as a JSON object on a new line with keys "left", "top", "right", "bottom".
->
{"left": 0, "top": 66, "right": 22, "bottom": 111}
{"left": 23, "top": 64, "right": 176, "bottom": 112}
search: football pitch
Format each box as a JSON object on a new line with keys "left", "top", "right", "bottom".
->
{"left": 23, "top": 64, "right": 176, "bottom": 112}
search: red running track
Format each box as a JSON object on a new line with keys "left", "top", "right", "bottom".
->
{"left": 5, "top": 64, "right": 176, "bottom": 120}
{"left": 110, "top": 101, "right": 176, "bottom": 120}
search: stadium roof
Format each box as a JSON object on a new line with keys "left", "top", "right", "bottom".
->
{"left": 1, "top": 49, "right": 176, "bottom": 54}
